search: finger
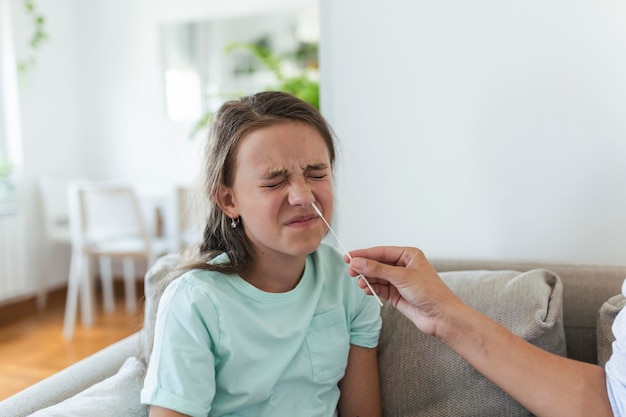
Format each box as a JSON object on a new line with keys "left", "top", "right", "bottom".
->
{"left": 349, "top": 256, "right": 408, "bottom": 287}
{"left": 347, "top": 246, "right": 402, "bottom": 264}
{"left": 357, "top": 276, "right": 393, "bottom": 301}
{"left": 348, "top": 246, "right": 420, "bottom": 268}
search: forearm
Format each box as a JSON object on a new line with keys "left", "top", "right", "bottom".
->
{"left": 149, "top": 405, "right": 189, "bottom": 417}
{"left": 338, "top": 345, "right": 382, "bottom": 417}
{"left": 440, "top": 304, "right": 613, "bottom": 417}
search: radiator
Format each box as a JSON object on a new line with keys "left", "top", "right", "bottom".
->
{"left": 0, "top": 206, "right": 26, "bottom": 302}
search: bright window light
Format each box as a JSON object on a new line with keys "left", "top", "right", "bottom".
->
{"left": 164, "top": 69, "right": 202, "bottom": 122}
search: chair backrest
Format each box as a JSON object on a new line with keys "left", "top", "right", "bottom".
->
{"left": 38, "top": 174, "right": 86, "bottom": 242}
{"left": 68, "top": 181, "right": 150, "bottom": 250}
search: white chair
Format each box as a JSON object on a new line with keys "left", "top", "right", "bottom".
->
{"left": 63, "top": 181, "right": 170, "bottom": 340}
{"left": 37, "top": 174, "right": 86, "bottom": 309}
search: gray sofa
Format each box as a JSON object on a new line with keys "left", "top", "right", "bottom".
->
{"left": 2, "top": 254, "right": 626, "bottom": 417}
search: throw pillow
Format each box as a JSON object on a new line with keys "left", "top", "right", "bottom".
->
{"left": 597, "top": 293, "right": 626, "bottom": 367}
{"left": 378, "top": 268, "right": 566, "bottom": 417}
{"left": 30, "top": 357, "right": 148, "bottom": 417}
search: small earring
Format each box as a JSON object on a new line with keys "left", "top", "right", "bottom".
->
{"left": 230, "top": 217, "right": 239, "bottom": 228}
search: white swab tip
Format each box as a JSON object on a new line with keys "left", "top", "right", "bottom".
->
{"left": 310, "top": 202, "right": 322, "bottom": 217}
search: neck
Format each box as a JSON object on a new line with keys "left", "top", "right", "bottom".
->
{"left": 243, "top": 253, "right": 307, "bottom": 293}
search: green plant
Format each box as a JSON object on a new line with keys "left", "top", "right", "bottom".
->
{"left": 0, "top": 157, "right": 11, "bottom": 178}
{"left": 17, "top": 0, "right": 49, "bottom": 78}
{"left": 189, "top": 42, "right": 319, "bottom": 140}
{"left": 0, "top": 156, "right": 14, "bottom": 195}
{"left": 226, "top": 41, "right": 320, "bottom": 110}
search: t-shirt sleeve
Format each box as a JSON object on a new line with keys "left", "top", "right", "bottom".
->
{"left": 605, "top": 279, "right": 626, "bottom": 417}
{"left": 141, "top": 276, "right": 220, "bottom": 417}
{"left": 347, "top": 284, "right": 382, "bottom": 348}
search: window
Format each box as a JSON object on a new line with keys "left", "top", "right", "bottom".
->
{"left": 159, "top": 3, "right": 320, "bottom": 124}
{"left": 0, "top": 0, "right": 22, "bottom": 199}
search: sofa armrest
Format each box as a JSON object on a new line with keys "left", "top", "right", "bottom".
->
{"left": 0, "top": 331, "right": 144, "bottom": 417}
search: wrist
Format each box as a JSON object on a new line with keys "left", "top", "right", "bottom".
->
{"left": 433, "top": 302, "right": 478, "bottom": 349}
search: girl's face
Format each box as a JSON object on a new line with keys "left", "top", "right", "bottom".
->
{"left": 219, "top": 121, "right": 334, "bottom": 263}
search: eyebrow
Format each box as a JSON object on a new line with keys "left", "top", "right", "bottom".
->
{"left": 304, "top": 163, "right": 329, "bottom": 172}
{"left": 262, "top": 168, "right": 289, "bottom": 181}
{"left": 261, "top": 163, "right": 330, "bottom": 180}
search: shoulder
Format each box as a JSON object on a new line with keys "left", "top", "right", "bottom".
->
{"left": 154, "top": 269, "right": 230, "bottom": 338}
{"left": 160, "top": 268, "right": 228, "bottom": 312}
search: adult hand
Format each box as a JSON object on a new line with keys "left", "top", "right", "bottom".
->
{"left": 346, "top": 246, "right": 463, "bottom": 338}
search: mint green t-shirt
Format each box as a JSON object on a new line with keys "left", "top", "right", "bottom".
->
{"left": 141, "top": 244, "right": 382, "bottom": 417}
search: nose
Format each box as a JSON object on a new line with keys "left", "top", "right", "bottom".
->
{"left": 288, "top": 180, "right": 315, "bottom": 207}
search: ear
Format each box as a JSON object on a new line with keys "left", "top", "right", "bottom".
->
{"left": 213, "top": 185, "right": 239, "bottom": 219}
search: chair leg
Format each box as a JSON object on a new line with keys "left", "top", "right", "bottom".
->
{"left": 36, "top": 240, "right": 53, "bottom": 310}
{"left": 79, "top": 255, "right": 95, "bottom": 327}
{"left": 122, "top": 258, "right": 137, "bottom": 313}
{"left": 99, "top": 255, "right": 115, "bottom": 313}
{"left": 63, "top": 250, "right": 82, "bottom": 341}
{"left": 36, "top": 286, "right": 48, "bottom": 310}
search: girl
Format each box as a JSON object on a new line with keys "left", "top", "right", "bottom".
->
{"left": 141, "top": 91, "right": 382, "bottom": 417}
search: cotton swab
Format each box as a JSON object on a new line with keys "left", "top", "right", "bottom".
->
{"left": 311, "top": 202, "right": 384, "bottom": 307}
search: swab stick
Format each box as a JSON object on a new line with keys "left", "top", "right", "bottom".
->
{"left": 311, "top": 202, "right": 384, "bottom": 307}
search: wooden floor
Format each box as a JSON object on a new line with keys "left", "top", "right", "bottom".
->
{"left": 0, "top": 286, "right": 144, "bottom": 401}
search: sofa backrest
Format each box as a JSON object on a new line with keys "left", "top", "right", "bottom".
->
{"left": 142, "top": 254, "right": 626, "bottom": 365}
{"left": 431, "top": 259, "right": 626, "bottom": 364}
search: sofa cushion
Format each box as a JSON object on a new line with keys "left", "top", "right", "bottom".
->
{"left": 378, "top": 269, "right": 566, "bottom": 417}
{"left": 597, "top": 293, "right": 626, "bottom": 367}
{"left": 29, "top": 356, "right": 148, "bottom": 417}
{"left": 142, "top": 253, "right": 183, "bottom": 363}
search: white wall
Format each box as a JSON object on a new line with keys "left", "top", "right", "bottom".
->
{"left": 321, "top": 0, "right": 626, "bottom": 264}
{"left": 10, "top": 0, "right": 84, "bottom": 292}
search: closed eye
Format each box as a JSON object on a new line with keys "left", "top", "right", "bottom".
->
{"left": 262, "top": 180, "right": 287, "bottom": 189}
{"left": 306, "top": 167, "right": 330, "bottom": 180}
